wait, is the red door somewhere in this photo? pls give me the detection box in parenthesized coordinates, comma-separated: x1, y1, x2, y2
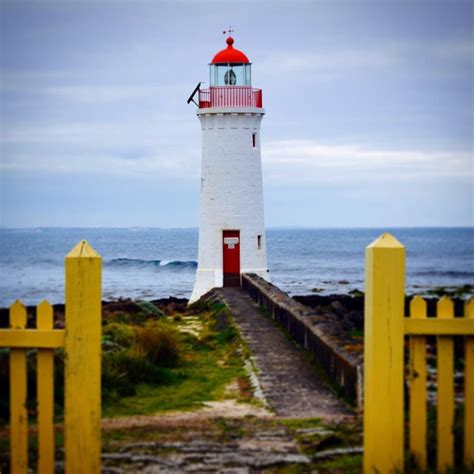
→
(223, 230, 241, 287)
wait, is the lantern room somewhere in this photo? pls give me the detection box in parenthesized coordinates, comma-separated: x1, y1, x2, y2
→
(209, 37, 252, 86)
(195, 36, 262, 109)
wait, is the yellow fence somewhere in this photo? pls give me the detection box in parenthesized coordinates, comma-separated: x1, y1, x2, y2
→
(0, 240, 102, 474)
(364, 233, 474, 473)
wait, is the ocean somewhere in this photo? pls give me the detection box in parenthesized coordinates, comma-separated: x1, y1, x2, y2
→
(0, 228, 472, 307)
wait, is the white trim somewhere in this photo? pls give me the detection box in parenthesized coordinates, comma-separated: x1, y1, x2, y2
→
(197, 107, 265, 115)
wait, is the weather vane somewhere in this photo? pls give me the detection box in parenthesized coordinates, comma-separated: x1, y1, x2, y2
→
(223, 27, 234, 37)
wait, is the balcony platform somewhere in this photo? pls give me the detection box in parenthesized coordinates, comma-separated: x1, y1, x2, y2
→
(199, 86, 262, 109)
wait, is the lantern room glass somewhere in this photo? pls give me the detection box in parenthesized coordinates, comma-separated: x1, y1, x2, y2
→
(209, 64, 251, 86)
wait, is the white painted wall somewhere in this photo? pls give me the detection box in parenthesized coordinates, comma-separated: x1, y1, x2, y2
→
(190, 106, 269, 302)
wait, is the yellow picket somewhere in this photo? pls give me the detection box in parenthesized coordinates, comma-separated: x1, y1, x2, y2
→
(10, 300, 28, 474)
(37, 300, 55, 473)
(64, 240, 102, 473)
(362, 234, 474, 472)
(437, 296, 454, 472)
(363, 233, 405, 474)
(465, 298, 474, 466)
(409, 296, 427, 470)
(0, 241, 103, 472)
(405, 318, 474, 335)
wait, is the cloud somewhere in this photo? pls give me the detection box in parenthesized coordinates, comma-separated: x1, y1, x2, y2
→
(3, 124, 471, 187)
(431, 39, 474, 61)
(1, 148, 200, 179)
(2, 122, 156, 145)
(1, 121, 200, 179)
(44, 85, 160, 103)
(262, 139, 472, 183)
(1, 74, 188, 105)
(259, 38, 473, 79)
(260, 49, 395, 77)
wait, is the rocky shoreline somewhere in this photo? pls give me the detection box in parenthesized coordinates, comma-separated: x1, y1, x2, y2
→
(294, 287, 472, 337)
(1, 284, 472, 332)
(0, 297, 189, 329)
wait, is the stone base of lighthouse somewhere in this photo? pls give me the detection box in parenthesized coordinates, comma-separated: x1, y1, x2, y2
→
(191, 267, 269, 303)
(190, 107, 270, 304)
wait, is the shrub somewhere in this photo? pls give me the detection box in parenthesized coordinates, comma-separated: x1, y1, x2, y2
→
(134, 322, 181, 367)
(104, 310, 131, 324)
(103, 322, 136, 348)
(102, 348, 176, 401)
(198, 328, 216, 346)
(214, 326, 237, 345)
(136, 300, 165, 319)
(209, 309, 230, 332)
(187, 295, 217, 313)
(102, 351, 137, 400)
(210, 302, 226, 312)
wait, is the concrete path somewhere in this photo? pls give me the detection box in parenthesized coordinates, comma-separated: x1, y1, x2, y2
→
(215, 288, 352, 420)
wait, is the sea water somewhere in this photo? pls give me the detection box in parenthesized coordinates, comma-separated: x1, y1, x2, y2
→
(0, 227, 472, 306)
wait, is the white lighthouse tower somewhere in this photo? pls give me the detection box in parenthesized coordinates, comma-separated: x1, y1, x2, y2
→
(189, 34, 269, 303)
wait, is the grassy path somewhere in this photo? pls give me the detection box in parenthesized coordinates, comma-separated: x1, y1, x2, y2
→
(0, 295, 362, 472)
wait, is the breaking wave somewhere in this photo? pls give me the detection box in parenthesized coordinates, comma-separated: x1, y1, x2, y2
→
(106, 258, 197, 271)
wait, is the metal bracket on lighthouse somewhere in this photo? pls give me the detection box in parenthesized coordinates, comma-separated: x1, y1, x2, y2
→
(187, 82, 201, 107)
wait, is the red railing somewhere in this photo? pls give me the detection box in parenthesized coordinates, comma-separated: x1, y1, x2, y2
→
(199, 86, 262, 109)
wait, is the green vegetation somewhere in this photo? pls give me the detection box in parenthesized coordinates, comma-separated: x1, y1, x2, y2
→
(0, 298, 251, 424)
(102, 300, 249, 416)
(317, 454, 363, 472)
(278, 418, 323, 430)
(135, 300, 166, 318)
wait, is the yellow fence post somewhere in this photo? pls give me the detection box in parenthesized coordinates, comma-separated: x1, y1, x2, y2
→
(464, 298, 474, 466)
(64, 240, 102, 473)
(37, 300, 55, 473)
(437, 296, 454, 472)
(10, 300, 28, 474)
(364, 233, 405, 474)
(409, 296, 427, 469)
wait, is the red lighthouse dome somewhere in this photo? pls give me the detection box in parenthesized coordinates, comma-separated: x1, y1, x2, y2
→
(191, 34, 262, 108)
(211, 37, 250, 64)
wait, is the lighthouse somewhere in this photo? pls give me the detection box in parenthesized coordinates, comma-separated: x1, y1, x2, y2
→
(188, 34, 269, 303)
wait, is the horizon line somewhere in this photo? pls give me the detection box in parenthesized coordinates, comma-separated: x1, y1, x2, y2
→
(1, 225, 473, 231)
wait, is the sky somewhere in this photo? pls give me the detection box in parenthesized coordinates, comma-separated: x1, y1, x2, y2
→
(0, 0, 472, 228)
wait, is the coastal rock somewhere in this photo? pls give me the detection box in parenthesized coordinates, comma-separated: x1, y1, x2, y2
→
(340, 315, 355, 331)
(151, 297, 188, 315)
(104, 299, 143, 315)
(347, 310, 363, 330)
(320, 312, 339, 323)
(331, 300, 346, 315)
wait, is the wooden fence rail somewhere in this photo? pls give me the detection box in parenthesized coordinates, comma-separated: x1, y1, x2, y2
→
(364, 232, 474, 473)
(0, 240, 102, 474)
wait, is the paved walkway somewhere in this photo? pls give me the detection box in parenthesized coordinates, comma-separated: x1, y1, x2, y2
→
(215, 288, 352, 420)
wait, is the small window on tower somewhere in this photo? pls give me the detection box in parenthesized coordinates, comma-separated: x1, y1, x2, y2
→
(257, 235, 262, 250)
(252, 133, 257, 148)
